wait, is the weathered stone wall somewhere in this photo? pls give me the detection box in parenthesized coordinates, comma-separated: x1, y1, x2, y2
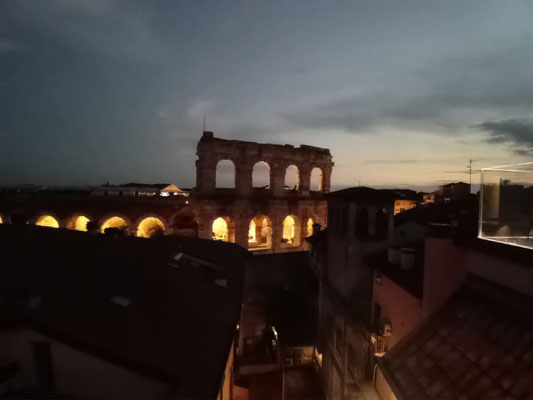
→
(196, 131, 334, 196)
(194, 132, 333, 252)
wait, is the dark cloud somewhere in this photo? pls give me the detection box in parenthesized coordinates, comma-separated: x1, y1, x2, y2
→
(286, 43, 533, 135)
(477, 118, 533, 154)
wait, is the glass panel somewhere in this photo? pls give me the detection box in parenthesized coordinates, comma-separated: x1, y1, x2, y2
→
(479, 162, 533, 249)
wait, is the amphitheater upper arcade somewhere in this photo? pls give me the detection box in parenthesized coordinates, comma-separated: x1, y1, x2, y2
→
(196, 131, 333, 196)
(0, 132, 333, 253)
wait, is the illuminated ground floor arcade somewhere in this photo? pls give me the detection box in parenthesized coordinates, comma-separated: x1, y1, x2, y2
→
(0, 198, 326, 253)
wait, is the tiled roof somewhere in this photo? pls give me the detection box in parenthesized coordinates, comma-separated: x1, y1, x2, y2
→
(0, 225, 246, 398)
(378, 276, 533, 400)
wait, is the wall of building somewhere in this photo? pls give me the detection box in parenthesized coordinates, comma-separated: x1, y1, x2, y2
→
(421, 237, 468, 318)
(320, 286, 373, 400)
(372, 274, 423, 349)
(326, 198, 393, 302)
(218, 342, 235, 400)
(463, 245, 533, 297)
(1, 328, 174, 397)
(374, 368, 398, 400)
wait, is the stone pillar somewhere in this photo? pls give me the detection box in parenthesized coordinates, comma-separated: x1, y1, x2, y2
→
(323, 165, 333, 193)
(197, 210, 215, 240)
(196, 159, 216, 194)
(271, 164, 286, 196)
(236, 162, 253, 197)
(299, 166, 311, 196)
(235, 218, 249, 249)
(272, 216, 283, 252)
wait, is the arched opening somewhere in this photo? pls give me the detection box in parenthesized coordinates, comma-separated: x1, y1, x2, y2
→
(67, 215, 91, 232)
(252, 161, 270, 188)
(36, 215, 59, 228)
(212, 217, 235, 242)
(307, 218, 314, 237)
(172, 212, 199, 237)
(216, 160, 236, 188)
(248, 215, 272, 250)
(310, 167, 323, 192)
(212, 217, 228, 241)
(282, 215, 301, 247)
(101, 216, 127, 233)
(354, 208, 369, 237)
(375, 208, 389, 237)
(285, 165, 299, 190)
(0, 215, 3, 224)
(137, 217, 165, 238)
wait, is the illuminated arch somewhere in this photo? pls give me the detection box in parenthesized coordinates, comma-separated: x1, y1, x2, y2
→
(137, 217, 165, 238)
(282, 215, 301, 247)
(284, 165, 299, 190)
(0, 215, 3, 224)
(248, 215, 272, 250)
(66, 214, 92, 232)
(252, 161, 270, 188)
(307, 218, 314, 237)
(101, 216, 128, 233)
(216, 159, 236, 188)
(35, 214, 60, 228)
(310, 167, 323, 192)
(212, 216, 235, 242)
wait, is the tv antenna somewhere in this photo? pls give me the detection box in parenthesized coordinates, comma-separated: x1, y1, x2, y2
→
(467, 159, 482, 186)
(203, 115, 206, 131)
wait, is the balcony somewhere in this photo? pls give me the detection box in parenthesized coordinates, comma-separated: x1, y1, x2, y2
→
(479, 162, 533, 249)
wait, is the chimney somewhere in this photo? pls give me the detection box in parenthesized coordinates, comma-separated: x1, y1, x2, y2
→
(400, 248, 415, 270)
(202, 131, 214, 139)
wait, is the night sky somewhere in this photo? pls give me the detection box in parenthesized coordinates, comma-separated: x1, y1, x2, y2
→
(2, 0, 533, 190)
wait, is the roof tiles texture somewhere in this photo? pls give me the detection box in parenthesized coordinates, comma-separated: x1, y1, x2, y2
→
(379, 277, 533, 400)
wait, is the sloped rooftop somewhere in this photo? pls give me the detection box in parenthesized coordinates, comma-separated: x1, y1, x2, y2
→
(0, 225, 246, 398)
(378, 275, 533, 400)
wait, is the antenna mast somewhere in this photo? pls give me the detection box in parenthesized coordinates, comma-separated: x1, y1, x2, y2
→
(466, 159, 482, 189)
(203, 115, 206, 132)
(467, 159, 473, 187)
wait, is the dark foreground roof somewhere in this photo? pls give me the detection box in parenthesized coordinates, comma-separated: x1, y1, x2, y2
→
(0, 225, 246, 398)
(378, 275, 533, 400)
(327, 186, 398, 203)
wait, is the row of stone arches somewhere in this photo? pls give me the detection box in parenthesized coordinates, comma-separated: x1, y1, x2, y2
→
(216, 161, 323, 191)
(1, 210, 318, 251)
(33, 213, 168, 238)
(211, 214, 315, 250)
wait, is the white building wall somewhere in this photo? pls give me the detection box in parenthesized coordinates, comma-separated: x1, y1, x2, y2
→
(2, 328, 175, 398)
